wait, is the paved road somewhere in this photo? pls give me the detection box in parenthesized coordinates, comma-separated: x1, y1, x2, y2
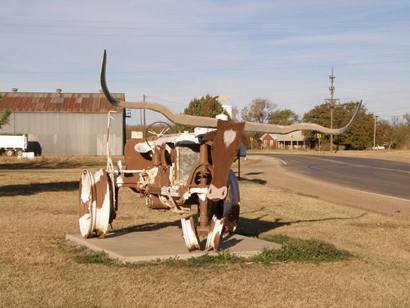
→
(255, 154, 410, 200)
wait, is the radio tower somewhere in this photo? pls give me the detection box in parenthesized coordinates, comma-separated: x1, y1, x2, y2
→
(325, 67, 339, 152)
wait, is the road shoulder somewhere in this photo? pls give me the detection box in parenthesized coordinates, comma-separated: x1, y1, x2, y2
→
(240, 155, 410, 219)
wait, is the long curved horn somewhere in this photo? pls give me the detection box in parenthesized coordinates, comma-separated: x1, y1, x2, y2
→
(101, 49, 124, 105)
(244, 101, 362, 135)
(100, 50, 361, 135)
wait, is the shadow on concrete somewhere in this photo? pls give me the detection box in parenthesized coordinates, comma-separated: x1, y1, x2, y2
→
(237, 213, 367, 237)
(0, 181, 78, 197)
(105, 220, 182, 238)
(220, 237, 243, 249)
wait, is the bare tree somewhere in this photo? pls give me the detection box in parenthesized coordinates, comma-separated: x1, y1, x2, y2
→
(231, 106, 239, 122)
(241, 98, 276, 123)
(403, 113, 410, 125)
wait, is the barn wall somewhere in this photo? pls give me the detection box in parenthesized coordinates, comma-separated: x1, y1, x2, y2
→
(0, 112, 124, 155)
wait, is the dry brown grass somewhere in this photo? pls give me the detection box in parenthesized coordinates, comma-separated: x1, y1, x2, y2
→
(1, 157, 410, 307)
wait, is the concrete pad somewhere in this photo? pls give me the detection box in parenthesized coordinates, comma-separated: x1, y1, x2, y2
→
(66, 226, 280, 263)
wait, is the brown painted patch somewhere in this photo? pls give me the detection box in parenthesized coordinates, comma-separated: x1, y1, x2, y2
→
(209, 121, 245, 191)
(94, 170, 108, 209)
(124, 139, 153, 170)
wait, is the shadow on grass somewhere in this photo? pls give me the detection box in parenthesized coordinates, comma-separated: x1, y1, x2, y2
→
(243, 171, 264, 176)
(238, 177, 267, 185)
(0, 160, 103, 170)
(237, 213, 367, 237)
(0, 181, 78, 197)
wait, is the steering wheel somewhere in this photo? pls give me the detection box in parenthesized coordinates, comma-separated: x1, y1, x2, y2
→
(144, 121, 173, 149)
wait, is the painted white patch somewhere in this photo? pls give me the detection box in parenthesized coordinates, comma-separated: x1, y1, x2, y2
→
(224, 129, 236, 148)
(79, 214, 92, 238)
(146, 167, 158, 184)
(93, 169, 104, 183)
(207, 184, 227, 200)
(80, 173, 92, 204)
(94, 183, 111, 235)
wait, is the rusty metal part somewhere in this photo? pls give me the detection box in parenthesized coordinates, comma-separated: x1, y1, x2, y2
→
(124, 139, 153, 170)
(207, 121, 245, 200)
(197, 199, 210, 236)
(181, 216, 200, 251)
(205, 215, 224, 251)
(146, 194, 169, 209)
(78, 169, 114, 238)
(101, 50, 362, 135)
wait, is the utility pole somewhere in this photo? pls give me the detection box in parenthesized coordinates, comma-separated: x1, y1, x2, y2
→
(373, 115, 378, 149)
(325, 67, 339, 152)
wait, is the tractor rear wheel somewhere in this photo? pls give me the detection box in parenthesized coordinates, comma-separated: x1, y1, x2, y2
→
(78, 169, 115, 238)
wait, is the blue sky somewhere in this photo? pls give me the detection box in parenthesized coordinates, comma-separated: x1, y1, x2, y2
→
(1, 0, 409, 122)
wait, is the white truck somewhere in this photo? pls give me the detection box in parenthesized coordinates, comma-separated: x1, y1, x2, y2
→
(0, 134, 28, 156)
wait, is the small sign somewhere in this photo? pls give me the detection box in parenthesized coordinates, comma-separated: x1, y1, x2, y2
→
(316, 133, 322, 139)
(131, 131, 143, 139)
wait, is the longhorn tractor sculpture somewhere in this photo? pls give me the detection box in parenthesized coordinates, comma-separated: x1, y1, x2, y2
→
(78, 50, 362, 251)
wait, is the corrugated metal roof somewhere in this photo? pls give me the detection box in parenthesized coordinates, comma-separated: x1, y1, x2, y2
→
(0, 91, 124, 113)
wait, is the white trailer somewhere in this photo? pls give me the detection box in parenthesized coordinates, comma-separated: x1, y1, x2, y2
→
(0, 134, 28, 156)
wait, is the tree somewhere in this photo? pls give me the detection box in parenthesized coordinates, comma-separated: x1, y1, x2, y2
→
(231, 106, 239, 122)
(0, 95, 11, 129)
(376, 119, 393, 148)
(183, 94, 224, 118)
(240, 98, 277, 149)
(0, 111, 10, 129)
(403, 113, 410, 125)
(303, 102, 375, 150)
(389, 114, 410, 149)
(269, 108, 299, 125)
(241, 98, 276, 123)
(173, 94, 226, 132)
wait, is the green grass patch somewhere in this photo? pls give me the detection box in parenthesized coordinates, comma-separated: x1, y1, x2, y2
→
(75, 251, 115, 265)
(184, 250, 242, 267)
(255, 234, 352, 263)
(166, 234, 351, 267)
(73, 235, 351, 267)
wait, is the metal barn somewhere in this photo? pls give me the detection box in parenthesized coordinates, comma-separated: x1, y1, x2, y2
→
(0, 90, 125, 155)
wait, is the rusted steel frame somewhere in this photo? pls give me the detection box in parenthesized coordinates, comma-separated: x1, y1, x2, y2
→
(186, 163, 213, 187)
(101, 50, 362, 135)
(197, 199, 210, 236)
(196, 143, 211, 235)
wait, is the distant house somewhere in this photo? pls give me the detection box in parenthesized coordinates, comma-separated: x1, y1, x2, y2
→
(0, 90, 125, 155)
(260, 130, 305, 149)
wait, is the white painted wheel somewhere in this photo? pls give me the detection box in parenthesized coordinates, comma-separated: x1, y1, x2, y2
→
(78, 169, 114, 238)
(181, 217, 200, 251)
(205, 215, 224, 251)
